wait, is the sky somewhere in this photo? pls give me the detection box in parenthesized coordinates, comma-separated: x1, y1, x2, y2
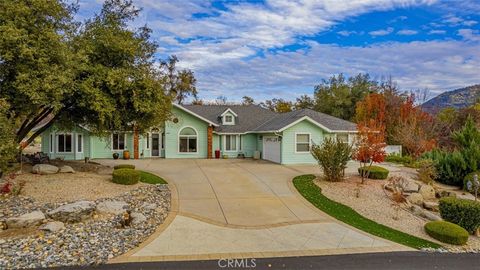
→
(76, 0, 480, 102)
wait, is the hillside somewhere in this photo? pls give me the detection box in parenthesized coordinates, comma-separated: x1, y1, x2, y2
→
(422, 84, 480, 114)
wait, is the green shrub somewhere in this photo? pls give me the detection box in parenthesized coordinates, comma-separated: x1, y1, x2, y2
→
(310, 137, 352, 182)
(422, 150, 468, 186)
(139, 171, 167, 184)
(439, 197, 480, 233)
(112, 168, 140, 185)
(424, 221, 469, 245)
(416, 159, 437, 185)
(357, 166, 389, 179)
(464, 171, 480, 191)
(385, 154, 413, 165)
(114, 164, 135, 170)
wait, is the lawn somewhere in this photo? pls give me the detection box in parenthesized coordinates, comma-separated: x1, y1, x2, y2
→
(139, 170, 168, 184)
(293, 174, 441, 249)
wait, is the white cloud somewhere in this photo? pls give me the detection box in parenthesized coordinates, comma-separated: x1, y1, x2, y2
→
(369, 27, 394, 36)
(458, 29, 480, 42)
(397, 29, 418, 35)
(428, 29, 446, 35)
(337, 30, 357, 37)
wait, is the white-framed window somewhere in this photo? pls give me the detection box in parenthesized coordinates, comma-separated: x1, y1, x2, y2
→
(295, 133, 310, 153)
(77, 134, 83, 153)
(179, 127, 197, 153)
(337, 133, 349, 143)
(225, 135, 238, 151)
(49, 134, 54, 153)
(224, 115, 234, 124)
(57, 133, 73, 153)
(112, 133, 126, 151)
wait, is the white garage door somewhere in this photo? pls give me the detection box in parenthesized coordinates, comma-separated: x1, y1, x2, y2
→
(263, 136, 281, 163)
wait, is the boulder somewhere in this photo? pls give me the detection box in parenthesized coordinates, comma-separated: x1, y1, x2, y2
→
(48, 201, 95, 223)
(32, 164, 59, 175)
(39, 221, 65, 232)
(411, 205, 442, 221)
(403, 182, 419, 193)
(407, 193, 424, 206)
(142, 202, 157, 210)
(96, 200, 129, 215)
(419, 185, 436, 200)
(130, 212, 146, 225)
(6, 211, 45, 229)
(423, 201, 439, 212)
(59, 165, 75, 173)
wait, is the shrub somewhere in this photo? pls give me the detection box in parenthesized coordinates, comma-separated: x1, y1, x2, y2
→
(112, 168, 140, 185)
(139, 171, 167, 184)
(385, 154, 413, 165)
(357, 166, 389, 179)
(424, 221, 469, 245)
(422, 150, 467, 186)
(114, 164, 135, 170)
(464, 171, 480, 191)
(310, 137, 352, 182)
(439, 197, 480, 233)
(416, 159, 437, 185)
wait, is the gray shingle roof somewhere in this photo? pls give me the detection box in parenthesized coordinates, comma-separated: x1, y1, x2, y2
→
(180, 105, 356, 133)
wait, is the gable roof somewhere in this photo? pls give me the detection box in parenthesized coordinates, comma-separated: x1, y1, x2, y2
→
(178, 105, 357, 133)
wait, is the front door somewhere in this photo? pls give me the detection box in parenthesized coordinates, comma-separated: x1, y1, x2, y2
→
(152, 133, 160, 157)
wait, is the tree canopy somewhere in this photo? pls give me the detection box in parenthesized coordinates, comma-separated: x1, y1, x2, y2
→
(0, 0, 175, 148)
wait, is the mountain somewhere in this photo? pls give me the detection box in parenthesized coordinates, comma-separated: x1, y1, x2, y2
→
(422, 84, 480, 114)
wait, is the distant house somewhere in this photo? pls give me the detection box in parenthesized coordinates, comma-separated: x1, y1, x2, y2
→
(40, 104, 357, 164)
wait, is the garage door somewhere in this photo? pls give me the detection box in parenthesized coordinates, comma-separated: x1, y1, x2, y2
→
(263, 136, 281, 163)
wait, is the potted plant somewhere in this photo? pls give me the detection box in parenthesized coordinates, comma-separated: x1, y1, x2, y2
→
(113, 152, 120, 160)
(123, 150, 130, 160)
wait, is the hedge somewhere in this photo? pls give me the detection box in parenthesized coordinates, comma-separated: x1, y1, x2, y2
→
(112, 168, 140, 185)
(439, 197, 480, 234)
(114, 164, 135, 170)
(424, 221, 469, 245)
(358, 165, 389, 179)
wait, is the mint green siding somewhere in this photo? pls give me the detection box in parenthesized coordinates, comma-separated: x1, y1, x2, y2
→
(281, 120, 326, 165)
(218, 134, 257, 158)
(164, 107, 208, 158)
(40, 126, 90, 161)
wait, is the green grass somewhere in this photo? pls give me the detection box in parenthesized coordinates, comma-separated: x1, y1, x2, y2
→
(293, 174, 442, 250)
(139, 170, 167, 184)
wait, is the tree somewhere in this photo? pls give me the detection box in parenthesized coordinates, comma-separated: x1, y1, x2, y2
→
(260, 98, 293, 112)
(241, 96, 255, 105)
(313, 73, 376, 121)
(295, 95, 314, 109)
(354, 93, 386, 133)
(353, 120, 387, 183)
(0, 0, 172, 147)
(0, 99, 17, 172)
(310, 137, 352, 182)
(379, 78, 407, 144)
(160, 55, 197, 104)
(394, 94, 436, 157)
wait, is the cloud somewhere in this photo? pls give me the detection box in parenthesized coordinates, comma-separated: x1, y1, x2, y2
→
(458, 29, 480, 41)
(369, 27, 394, 36)
(428, 29, 446, 35)
(337, 30, 358, 37)
(397, 29, 418, 35)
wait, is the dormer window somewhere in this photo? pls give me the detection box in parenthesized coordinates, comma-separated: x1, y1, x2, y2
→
(221, 108, 237, 125)
(224, 115, 234, 125)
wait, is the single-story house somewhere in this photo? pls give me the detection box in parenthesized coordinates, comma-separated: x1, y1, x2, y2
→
(40, 104, 357, 164)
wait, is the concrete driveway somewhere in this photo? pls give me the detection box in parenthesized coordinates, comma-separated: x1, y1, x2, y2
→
(96, 159, 411, 261)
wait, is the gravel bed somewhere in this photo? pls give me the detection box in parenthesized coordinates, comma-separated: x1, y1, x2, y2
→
(0, 185, 171, 269)
(315, 176, 480, 253)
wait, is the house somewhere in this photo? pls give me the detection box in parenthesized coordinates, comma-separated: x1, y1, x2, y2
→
(40, 103, 357, 164)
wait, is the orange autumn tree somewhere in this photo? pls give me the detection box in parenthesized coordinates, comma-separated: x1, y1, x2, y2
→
(354, 93, 387, 183)
(394, 94, 436, 158)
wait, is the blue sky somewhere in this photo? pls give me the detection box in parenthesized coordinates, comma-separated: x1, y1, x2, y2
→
(77, 0, 480, 102)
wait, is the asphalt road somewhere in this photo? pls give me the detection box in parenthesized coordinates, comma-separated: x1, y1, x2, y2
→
(49, 252, 480, 270)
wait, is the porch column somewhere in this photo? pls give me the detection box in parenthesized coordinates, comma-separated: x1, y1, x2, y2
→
(207, 125, 213, 159)
(133, 128, 139, 159)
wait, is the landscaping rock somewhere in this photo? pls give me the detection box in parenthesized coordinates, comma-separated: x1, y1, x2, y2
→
(142, 202, 157, 210)
(47, 201, 96, 223)
(39, 221, 65, 232)
(32, 164, 59, 175)
(6, 211, 45, 229)
(423, 201, 439, 212)
(419, 185, 436, 200)
(130, 212, 147, 225)
(59, 165, 75, 173)
(96, 200, 129, 215)
(411, 205, 442, 221)
(436, 190, 457, 199)
(456, 192, 476, 201)
(407, 193, 424, 206)
(403, 181, 419, 193)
